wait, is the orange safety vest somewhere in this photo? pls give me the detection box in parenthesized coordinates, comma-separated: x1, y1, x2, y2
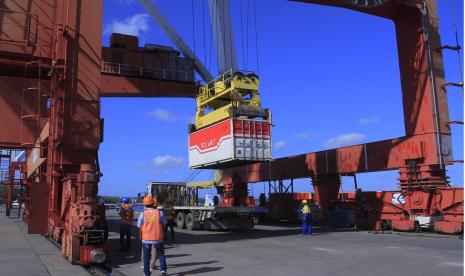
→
(119, 204, 134, 225)
(141, 209, 164, 241)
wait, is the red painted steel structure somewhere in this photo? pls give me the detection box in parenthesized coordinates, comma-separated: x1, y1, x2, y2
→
(222, 0, 463, 233)
(0, 0, 196, 264)
(0, 0, 461, 266)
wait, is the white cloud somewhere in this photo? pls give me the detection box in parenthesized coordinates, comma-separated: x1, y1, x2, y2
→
(105, 13, 149, 36)
(153, 155, 184, 168)
(149, 109, 178, 122)
(324, 133, 366, 149)
(274, 140, 286, 149)
(150, 169, 168, 175)
(358, 116, 380, 125)
(293, 132, 311, 140)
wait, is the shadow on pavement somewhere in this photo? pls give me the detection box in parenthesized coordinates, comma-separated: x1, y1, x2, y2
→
(105, 214, 359, 274)
(169, 266, 224, 276)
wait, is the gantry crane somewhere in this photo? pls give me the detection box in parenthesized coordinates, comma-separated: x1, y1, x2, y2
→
(140, 0, 272, 171)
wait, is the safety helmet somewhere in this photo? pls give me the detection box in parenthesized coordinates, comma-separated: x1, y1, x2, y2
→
(143, 196, 154, 206)
(121, 197, 129, 203)
(302, 199, 308, 204)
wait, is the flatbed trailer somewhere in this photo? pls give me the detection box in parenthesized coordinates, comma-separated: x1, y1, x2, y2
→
(171, 205, 254, 231)
(147, 181, 254, 231)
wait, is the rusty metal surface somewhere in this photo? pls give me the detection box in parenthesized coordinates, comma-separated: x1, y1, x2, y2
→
(223, 132, 449, 183)
(0, 0, 199, 264)
(0, 0, 59, 56)
(100, 74, 197, 97)
(0, 76, 48, 147)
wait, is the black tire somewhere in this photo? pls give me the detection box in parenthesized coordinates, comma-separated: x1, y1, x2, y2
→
(185, 213, 195, 231)
(176, 212, 186, 229)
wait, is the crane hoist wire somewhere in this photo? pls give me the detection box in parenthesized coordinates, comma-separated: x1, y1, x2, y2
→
(191, 0, 196, 74)
(210, 1, 220, 74)
(246, 0, 250, 71)
(239, 0, 246, 72)
(450, 0, 464, 95)
(202, 0, 208, 71)
(227, 1, 235, 72)
(221, 0, 228, 72)
(208, 2, 213, 73)
(183, 169, 201, 183)
(253, 0, 260, 75)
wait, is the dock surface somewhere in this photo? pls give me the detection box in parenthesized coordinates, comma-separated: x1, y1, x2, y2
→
(1, 207, 462, 276)
(105, 210, 464, 276)
(0, 207, 89, 276)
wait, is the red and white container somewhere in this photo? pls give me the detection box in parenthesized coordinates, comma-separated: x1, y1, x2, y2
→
(188, 118, 272, 169)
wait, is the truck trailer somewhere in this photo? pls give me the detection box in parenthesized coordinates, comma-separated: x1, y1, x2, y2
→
(147, 181, 254, 231)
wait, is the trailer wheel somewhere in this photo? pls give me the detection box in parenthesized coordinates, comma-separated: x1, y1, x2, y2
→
(176, 212, 186, 229)
(186, 213, 195, 231)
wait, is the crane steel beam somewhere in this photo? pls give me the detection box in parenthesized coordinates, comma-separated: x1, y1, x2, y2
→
(100, 74, 197, 98)
(139, 0, 214, 82)
(222, 132, 450, 183)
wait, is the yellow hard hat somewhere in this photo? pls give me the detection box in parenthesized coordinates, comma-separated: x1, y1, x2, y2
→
(302, 200, 308, 204)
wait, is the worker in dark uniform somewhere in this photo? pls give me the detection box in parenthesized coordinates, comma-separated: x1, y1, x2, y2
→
(163, 210, 175, 244)
(301, 199, 312, 236)
(119, 197, 134, 251)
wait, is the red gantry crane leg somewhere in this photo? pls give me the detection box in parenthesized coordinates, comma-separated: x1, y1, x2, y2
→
(223, 0, 463, 233)
(0, 0, 106, 264)
(0, 0, 197, 264)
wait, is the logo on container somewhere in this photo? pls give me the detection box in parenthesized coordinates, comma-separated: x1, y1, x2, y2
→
(200, 139, 216, 149)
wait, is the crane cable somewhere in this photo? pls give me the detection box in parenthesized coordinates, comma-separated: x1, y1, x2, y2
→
(246, 0, 250, 72)
(208, 1, 215, 74)
(253, 0, 260, 76)
(450, 0, 464, 94)
(227, 0, 235, 71)
(239, 0, 246, 72)
(191, 0, 196, 79)
(212, 1, 220, 74)
(221, 0, 227, 72)
(202, 0, 207, 71)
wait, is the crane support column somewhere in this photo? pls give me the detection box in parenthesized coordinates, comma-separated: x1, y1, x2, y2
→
(311, 174, 341, 221)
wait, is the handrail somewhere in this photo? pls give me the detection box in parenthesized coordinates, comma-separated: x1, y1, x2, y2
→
(0, 9, 38, 46)
(101, 61, 193, 82)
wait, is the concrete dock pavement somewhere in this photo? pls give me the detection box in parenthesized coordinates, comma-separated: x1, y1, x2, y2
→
(0, 207, 89, 276)
(104, 209, 463, 276)
(1, 207, 462, 276)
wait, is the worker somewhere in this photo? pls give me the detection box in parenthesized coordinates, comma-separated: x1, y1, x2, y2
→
(301, 199, 312, 236)
(165, 220, 175, 244)
(161, 207, 175, 244)
(119, 197, 134, 251)
(138, 196, 168, 276)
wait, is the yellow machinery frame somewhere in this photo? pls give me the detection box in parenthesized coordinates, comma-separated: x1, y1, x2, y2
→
(194, 69, 269, 130)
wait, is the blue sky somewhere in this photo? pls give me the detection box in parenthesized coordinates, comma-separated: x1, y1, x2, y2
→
(99, 0, 464, 197)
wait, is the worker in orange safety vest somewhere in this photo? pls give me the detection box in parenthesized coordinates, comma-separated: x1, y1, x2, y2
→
(137, 196, 168, 276)
(119, 197, 134, 251)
